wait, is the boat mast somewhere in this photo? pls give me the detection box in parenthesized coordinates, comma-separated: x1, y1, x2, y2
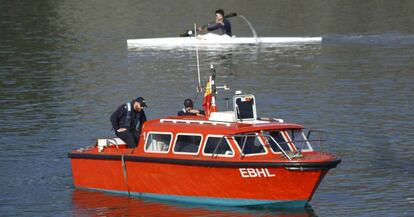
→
(210, 65, 217, 113)
(194, 23, 202, 92)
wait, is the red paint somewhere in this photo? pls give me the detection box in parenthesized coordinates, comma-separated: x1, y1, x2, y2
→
(69, 115, 340, 205)
(70, 73, 340, 206)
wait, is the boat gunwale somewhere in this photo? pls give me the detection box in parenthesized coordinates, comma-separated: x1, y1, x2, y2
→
(68, 152, 341, 170)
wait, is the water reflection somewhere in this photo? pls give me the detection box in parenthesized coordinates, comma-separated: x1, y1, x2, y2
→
(126, 43, 322, 120)
(72, 190, 316, 217)
(2, 0, 414, 215)
(127, 43, 320, 84)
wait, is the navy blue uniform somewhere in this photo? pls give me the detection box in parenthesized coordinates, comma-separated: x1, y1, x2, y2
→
(207, 18, 232, 36)
(110, 102, 147, 148)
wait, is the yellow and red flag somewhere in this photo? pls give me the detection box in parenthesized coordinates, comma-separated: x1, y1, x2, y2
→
(203, 79, 212, 114)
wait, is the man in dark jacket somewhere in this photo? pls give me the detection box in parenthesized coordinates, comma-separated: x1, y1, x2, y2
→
(198, 9, 232, 36)
(178, 98, 205, 116)
(110, 97, 147, 148)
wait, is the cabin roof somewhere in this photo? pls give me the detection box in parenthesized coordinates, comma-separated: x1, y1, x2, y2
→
(142, 115, 304, 135)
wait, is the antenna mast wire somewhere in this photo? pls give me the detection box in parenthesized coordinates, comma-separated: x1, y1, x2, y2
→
(194, 23, 202, 92)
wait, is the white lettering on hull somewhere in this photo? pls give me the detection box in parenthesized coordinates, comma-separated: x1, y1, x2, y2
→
(239, 168, 276, 178)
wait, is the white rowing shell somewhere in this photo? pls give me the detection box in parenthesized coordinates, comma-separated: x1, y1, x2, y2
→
(127, 33, 322, 47)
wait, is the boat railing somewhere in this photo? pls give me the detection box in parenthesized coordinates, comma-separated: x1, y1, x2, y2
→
(211, 134, 294, 160)
(304, 129, 328, 152)
(265, 135, 294, 161)
(210, 131, 328, 161)
(270, 137, 328, 159)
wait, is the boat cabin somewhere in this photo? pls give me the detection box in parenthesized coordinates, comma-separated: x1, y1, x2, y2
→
(98, 92, 322, 162)
(139, 117, 313, 161)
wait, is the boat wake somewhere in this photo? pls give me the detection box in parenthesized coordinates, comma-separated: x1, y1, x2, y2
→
(323, 32, 414, 46)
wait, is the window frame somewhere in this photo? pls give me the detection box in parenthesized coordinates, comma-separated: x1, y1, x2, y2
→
(283, 129, 314, 152)
(263, 130, 293, 154)
(143, 131, 173, 154)
(233, 132, 268, 156)
(172, 133, 204, 155)
(233, 94, 257, 121)
(202, 135, 235, 158)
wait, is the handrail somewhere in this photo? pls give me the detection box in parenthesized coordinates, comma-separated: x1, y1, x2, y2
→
(210, 134, 292, 160)
(306, 129, 327, 152)
(240, 135, 248, 159)
(209, 133, 327, 161)
(160, 118, 231, 126)
(267, 136, 292, 161)
(107, 138, 120, 150)
(278, 139, 327, 153)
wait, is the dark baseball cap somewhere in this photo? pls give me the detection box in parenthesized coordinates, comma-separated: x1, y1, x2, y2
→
(135, 97, 147, 107)
(215, 9, 224, 16)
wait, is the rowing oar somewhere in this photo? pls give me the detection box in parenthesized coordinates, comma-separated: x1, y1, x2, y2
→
(180, 12, 237, 37)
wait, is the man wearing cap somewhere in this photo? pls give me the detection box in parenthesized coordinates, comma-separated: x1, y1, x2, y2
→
(198, 9, 232, 36)
(110, 97, 147, 148)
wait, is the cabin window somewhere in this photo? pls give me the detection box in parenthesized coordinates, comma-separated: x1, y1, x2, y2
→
(285, 129, 312, 151)
(235, 97, 255, 120)
(144, 132, 172, 153)
(234, 133, 266, 155)
(263, 130, 291, 153)
(173, 134, 202, 154)
(203, 136, 234, 156)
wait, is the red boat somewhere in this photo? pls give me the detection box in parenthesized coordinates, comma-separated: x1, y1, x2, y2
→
(69, 69, 341, 207)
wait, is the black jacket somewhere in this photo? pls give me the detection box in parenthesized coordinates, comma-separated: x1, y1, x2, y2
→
(110, 102, 147, 131)
(207, 18, 232, 36)
(177, 108, 205, 116)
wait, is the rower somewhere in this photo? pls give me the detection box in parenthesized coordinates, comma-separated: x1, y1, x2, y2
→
(198, 9, 232, 36)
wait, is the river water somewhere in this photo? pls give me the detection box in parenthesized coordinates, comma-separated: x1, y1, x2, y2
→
(1, 0, 414, 216)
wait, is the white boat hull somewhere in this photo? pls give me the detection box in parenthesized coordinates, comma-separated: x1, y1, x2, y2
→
(127, 33, 322, 48)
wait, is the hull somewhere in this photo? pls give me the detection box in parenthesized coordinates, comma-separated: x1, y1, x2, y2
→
(70, 156, 329, 207)
(127, 35, 322, 48)
(72, 189, 313, 216)
(78, 188, 308, 207)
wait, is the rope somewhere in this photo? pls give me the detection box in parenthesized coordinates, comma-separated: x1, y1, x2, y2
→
(121, 155, 130, 196)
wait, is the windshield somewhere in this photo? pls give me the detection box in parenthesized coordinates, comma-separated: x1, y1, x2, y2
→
(263, 130, 291, 152)
(234, 134, 266, 155)
(285, 129, 312, 151)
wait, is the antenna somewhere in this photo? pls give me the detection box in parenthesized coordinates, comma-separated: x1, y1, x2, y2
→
(194, 23, 201, 92)
(210, 64, 216, 109)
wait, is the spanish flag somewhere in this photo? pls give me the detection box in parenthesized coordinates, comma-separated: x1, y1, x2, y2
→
(203, 79, 212, 113)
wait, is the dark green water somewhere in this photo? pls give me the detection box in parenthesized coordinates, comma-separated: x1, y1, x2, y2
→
(1, 0, 414, 216)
